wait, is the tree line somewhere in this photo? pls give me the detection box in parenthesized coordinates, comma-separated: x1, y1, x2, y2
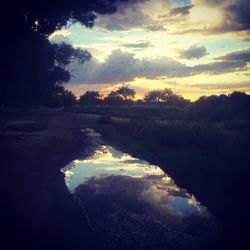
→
(74, 86, 189, 106)
(62, 86, 250, 120)
(62, 85, 250, 114)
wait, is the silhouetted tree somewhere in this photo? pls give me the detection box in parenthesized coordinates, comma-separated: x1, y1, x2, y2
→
(79, 91, 101, 105)
(144, 88, 189, 106)
(190, 91, 250, 120)
(52, 43, 91, 66)
(104, 91, 123, 105)
(62, 90, 77, 107)
(229, 91, 249, 105)
(0, 0, 124, 106)
(116, 86, 135, 102)
(144, 90, 163, 104)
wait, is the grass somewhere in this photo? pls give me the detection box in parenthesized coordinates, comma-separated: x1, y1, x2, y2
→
(65, 104, 190, 121)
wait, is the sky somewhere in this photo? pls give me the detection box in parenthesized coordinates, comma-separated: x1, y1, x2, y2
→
(50, 0, 250, 100)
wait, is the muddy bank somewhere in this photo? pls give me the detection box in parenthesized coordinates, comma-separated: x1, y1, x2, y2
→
(0, 110, 100, 250)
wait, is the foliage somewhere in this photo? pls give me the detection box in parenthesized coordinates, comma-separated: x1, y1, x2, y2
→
(103, 91, 124, 105)
(144, 88, 190, 106)
(0, 0, 120, 106)
(116, 86, 136, 101)
(62, 90, 77, 107)
(52, 43, 91, 67)
(79, 91, 101, 105)
(76, 91, 250, 122)
(144, 90, 163, 103)
(189, 91, 250, 121)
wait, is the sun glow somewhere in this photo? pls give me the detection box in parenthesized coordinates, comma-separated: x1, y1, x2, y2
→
(47, 0, 250, 100)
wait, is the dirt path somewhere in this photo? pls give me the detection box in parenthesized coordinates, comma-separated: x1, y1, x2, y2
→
(0, 110, 101, 250)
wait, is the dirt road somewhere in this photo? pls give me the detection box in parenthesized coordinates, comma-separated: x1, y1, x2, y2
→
(0, 110, 101, 250)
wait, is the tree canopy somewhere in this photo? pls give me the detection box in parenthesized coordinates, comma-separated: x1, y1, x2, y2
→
(0, 0, 124, 106)
(116, 86, 136, 101)
(190, 91, 250, 120)
(144, 88, 189, 106)
(79, 91, 101, 105)
(104, 91, 124, 105)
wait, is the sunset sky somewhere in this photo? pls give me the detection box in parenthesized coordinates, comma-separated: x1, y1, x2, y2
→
(50, 0, 250, 100)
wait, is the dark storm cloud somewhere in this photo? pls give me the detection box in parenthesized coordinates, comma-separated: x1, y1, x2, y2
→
(178, 45, 208, 59)
(122, 41, 153, 48)
(215, 49, 250, 62)
(215, 1, 250, 33)
(67, 49, 248, 84)
(94, 0, 164, 31)
(95, 8, 152, 30)
(169, 4, 194, 16)
(199, 0, 250, 34)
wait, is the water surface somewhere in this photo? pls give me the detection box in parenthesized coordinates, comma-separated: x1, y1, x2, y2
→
(62, 129, 216, 249)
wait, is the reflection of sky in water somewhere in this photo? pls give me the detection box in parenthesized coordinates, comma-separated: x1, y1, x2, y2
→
(62, 143, 208, 218)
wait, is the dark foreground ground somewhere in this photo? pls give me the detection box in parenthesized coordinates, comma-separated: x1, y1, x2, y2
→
(1, 108, 250, 250)
(0, 109, 101, 250)
(91, 112, 250, 250)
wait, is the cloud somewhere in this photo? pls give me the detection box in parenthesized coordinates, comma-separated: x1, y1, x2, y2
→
(66, 49, 248, 85)
(94, 0, 167, 31)
(195, 0, 228, 7)
(93, 0, 250, 36)
(122, 41, 153, 48)
(49, 34, 72, 44)
(187, 82, 250, 90)
(192, 61, 247, 75)
(168, 0, 250, 37)
(198, 0, 250, 34)
(145, 24, 166, 31)
(169, 4, 194, 16)
(215, 49, 250, 62)
(67, 50, 188, 84)
(49, 29, 72, 44)
(95, 1, 152, 31)
(95, 9, 150, 31)
(215, 1, 250, 33)
(178, 45, 208, 59)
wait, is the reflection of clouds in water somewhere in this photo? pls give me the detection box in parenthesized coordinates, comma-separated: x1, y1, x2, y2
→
(81, 128, 101, 137)
(76, 174, 208, 218)
(63, 144, 209, 219)
(62, 145, 165, 190)
(64, 170, 74, 178)
(109, 147, 125, 159)
(139, 177, 206, 217)
(169, 198, 199, 216)
(84, 146, 134, 164)
(61, 132, 216, 248)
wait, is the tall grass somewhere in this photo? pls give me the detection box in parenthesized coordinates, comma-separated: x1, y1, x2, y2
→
(72, 104, 190, 121)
